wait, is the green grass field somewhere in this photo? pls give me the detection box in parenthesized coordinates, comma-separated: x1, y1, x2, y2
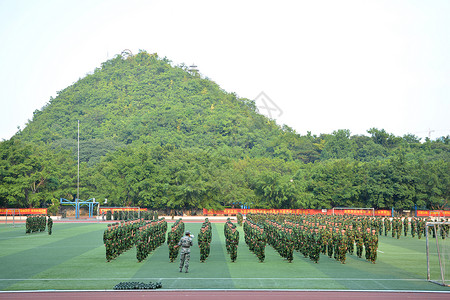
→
(0, 222, 449, 291)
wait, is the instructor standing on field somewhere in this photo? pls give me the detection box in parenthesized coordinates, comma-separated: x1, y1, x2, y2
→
(175, 231, 193, 273)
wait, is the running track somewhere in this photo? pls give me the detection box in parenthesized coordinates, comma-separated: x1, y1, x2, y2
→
(1, 290, 450, 300)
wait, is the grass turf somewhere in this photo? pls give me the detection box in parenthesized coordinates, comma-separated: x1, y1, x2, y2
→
(0, 222, 449, 291)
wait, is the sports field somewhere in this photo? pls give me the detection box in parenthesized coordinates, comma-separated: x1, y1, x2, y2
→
(0, 221, 449, 291)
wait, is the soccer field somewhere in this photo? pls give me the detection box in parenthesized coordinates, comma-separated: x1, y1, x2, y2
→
(0, 222, 448, 291)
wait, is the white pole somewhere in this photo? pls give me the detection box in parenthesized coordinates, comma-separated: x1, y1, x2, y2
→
(77, 120, 80, 201)
(435, 224, 445, 285)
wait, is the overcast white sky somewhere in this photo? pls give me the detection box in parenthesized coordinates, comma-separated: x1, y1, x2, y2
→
(1, 0, 449, 141)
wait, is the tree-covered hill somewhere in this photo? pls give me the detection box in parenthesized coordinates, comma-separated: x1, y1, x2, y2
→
(1, 51, 449, 211)
(17, 51, 320, 164)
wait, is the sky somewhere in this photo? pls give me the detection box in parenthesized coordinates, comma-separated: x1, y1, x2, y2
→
(0, 0, 449, 141)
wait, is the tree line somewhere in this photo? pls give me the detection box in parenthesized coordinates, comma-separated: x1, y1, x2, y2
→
(1, 134, 448, 212)
(0, 51, 448, 212)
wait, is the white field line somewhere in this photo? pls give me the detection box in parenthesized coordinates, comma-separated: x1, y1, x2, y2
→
(0, 278, 426, 281)
(1, 289, 450, 294)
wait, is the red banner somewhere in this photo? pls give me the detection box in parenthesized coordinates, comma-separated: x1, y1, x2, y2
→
(99, 207, 147, 214)
(0, 208, 47, 215)
(202, 208, 392, 216)
(374, 210, 391, 216)
(417, 210, 450, 217)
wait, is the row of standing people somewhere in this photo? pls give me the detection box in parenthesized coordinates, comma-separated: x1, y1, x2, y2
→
(198, 218, 212, 262)
(244, 219, 266, 262)
(167, 218, 185, 262)
(246, 213, 379, 264)
(103, 218, 167, 262)
(224, 218, 239, 262)
(25, 215, 48, 234)
(135, 218, 167, 262)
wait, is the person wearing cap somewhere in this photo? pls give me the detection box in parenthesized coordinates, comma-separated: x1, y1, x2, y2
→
(175, 230, 193, 273)
(229, 225, 239, 262)
(367, 228, 378, 264)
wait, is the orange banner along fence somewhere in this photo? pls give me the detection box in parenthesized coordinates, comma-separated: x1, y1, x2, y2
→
(99, 207, 148, 214)
(417, 210, 450, 217)
(203, 208, 443, 217)
(0, 208, 47, 215)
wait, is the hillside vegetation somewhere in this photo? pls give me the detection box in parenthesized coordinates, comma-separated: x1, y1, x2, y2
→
(1, 51, 448, 212)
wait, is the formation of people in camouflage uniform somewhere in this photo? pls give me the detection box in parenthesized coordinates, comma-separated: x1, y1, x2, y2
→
(167, 218, 185, 262)
(246, 213, 380, 264)
(198, 218, 212, 262)
(224, 218, 239, 262)
(243, 214, 450, 264)
(244, 218, 267, 262)
(103, 218, 167, 262)
(98, 212, 448, 268)
(264, 218, 295, 262)
(25, 215, 47, 234)
(135, 218, 167, 262)
(387, 217, 449, 240)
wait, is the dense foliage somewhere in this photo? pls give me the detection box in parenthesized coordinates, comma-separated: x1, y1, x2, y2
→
(1, 51, 448, 211)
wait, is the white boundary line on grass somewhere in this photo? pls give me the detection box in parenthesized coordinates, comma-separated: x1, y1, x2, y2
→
(0, 278, 427, 281)
(1, 289, 450, 293)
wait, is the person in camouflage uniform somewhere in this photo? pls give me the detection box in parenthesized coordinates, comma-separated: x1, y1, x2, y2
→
(427, 218, 436, 238)
(232, 225, 240, 262)
(284, 226, 294, 263)
(396, 217, 402, 239)
(337, 228, 348, 264)
(309, 227, 321, 263)
(227, 225, 239, 262)
(411, 217, 417, 238)
(175, 231, 193, 273)
(403, 217, 409, 237)
(384, 217, 391, 236)
(367, 228, 378, 263)
(377, 217, 383, 235)
(355, 224, 364, 258)
(255, 226, 267, 262)
(327, 226, 334, 258)
(439, 219, 447, 240)
(363, 227, 371, 260)
(319, 224, 327, 255)
(320, 224, 330, 258)
(333, 227, 340, 260)
(136, 227, 146, 262)
(300, 225, 309, 258)
(418, 218, 425, 239)
(391, 217, 397, 238)
(346, 223, 355, 255)
(47, 216, 53, 235)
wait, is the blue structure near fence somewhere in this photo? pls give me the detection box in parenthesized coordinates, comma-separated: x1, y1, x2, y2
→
(60, 198, 99, 219)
